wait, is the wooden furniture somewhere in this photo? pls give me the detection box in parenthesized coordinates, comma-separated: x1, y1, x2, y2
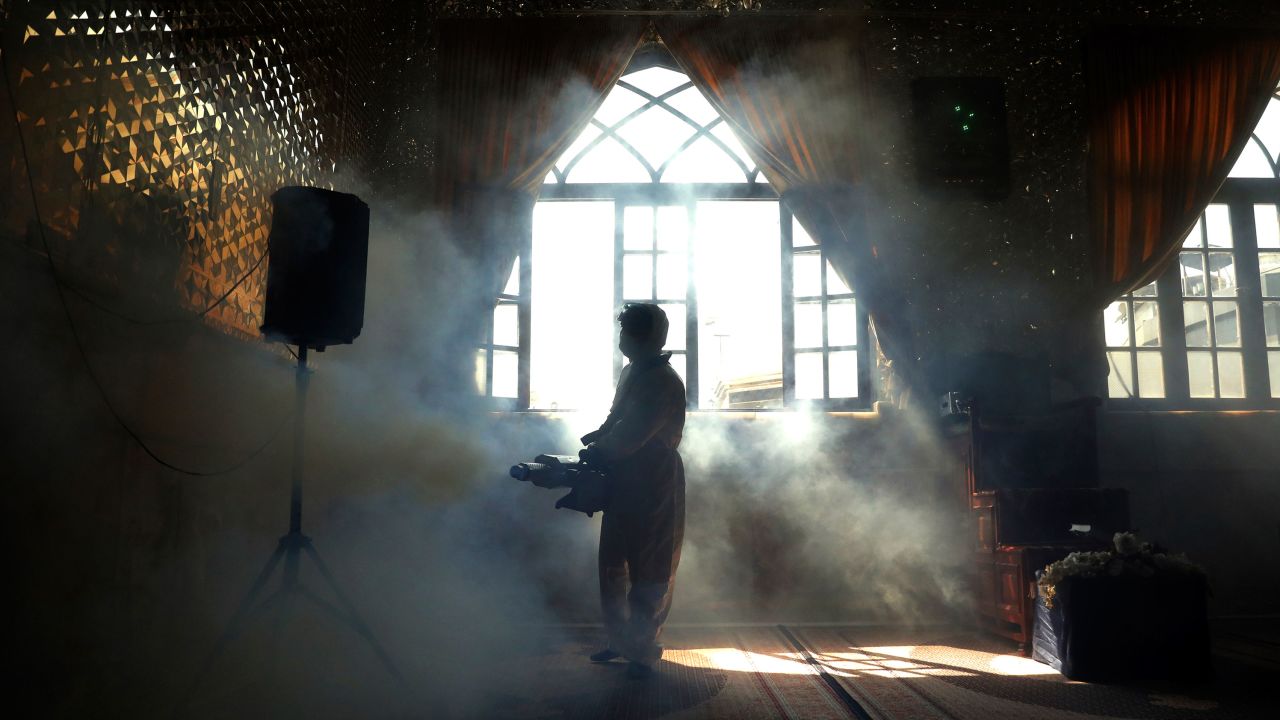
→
(947, 396, 1130, 652)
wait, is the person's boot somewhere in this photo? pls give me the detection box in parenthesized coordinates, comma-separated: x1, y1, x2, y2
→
(590, 648, 621, 663)
(626, 661, 654, 679)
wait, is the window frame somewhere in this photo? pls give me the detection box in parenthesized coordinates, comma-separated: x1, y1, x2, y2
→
(486, 49, 875, 411)
(1105, 181, 1280, 410)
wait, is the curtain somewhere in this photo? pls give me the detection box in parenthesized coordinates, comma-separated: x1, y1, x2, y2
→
(1089, 29, 1280, 302)
(435, 18, 646, 298)
(657, 16, 922, 396)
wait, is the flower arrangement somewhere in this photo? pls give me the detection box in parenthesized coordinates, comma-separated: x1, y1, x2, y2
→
(1038, 532, 1205, 609)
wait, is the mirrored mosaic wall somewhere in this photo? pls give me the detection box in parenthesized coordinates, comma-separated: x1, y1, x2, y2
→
(0, 1, 384, 336)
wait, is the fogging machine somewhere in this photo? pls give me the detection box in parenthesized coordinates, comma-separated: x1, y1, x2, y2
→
(510, 454, 610, 517)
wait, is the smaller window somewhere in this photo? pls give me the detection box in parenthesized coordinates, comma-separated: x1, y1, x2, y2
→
(1180, 209, 1245, 398)
(787, 217, 863, 402)
(1255, 204, 1280, 397)
(479, 258, 522, 400)
(1104, 281, 1164, 399)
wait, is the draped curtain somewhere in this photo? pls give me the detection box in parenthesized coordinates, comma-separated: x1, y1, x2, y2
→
(656, 17, 922, 394)
(435, 18, 645, 298)
(1088, 29, 1280, 303)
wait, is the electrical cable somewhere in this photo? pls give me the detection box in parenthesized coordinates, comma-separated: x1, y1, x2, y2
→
(3, 46, 289, 477)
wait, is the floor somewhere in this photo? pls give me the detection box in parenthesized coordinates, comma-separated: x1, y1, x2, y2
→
(469, 623, 1279, 720)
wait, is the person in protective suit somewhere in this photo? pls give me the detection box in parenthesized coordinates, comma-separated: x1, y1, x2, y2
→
(580, 303, 686, 679)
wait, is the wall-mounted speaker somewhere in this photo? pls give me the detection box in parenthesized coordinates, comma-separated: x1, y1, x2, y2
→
(260, 186, 369, 349)
(911, 77, 1011, 199)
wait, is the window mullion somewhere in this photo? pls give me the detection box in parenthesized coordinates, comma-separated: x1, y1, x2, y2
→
(781, 206, 796, 405)
(1157, 260, 1190, 402)
(1204, 246, 1223, 397)
(684, 201, 699, 409)
(1127, 297, 1140, 397)
(518, 223, 533, 409)
(613, 202, 625, 384)
(820, 243, 830, 399)
(1231, 201, 1269, 400)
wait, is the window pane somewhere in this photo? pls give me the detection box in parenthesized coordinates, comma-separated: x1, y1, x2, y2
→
(532, 201, 615, 410)
(664, 86, 721, 126)
(1254, 205, 1280, 248)
(792, 216, 817, 248)
(1180, 253, 1206, 296)
(475, 349, 487, 395)
(618, 105, 696, 171)
(1132, 281, 1158, 297)
(826, 261, 852, 294)
(827, 299, 858, 346)
(591, 87, 647, 127)
(709, 122, 755, 173)
(1208, 251, 1237, 297)
(656, 253, 687, 300)
(501, 257, 520, 295)
(564, 135, 651, 183)
(1182, 216, 1204, 248)
(1270, 351, 1280, 398)
(624, 254, 653, 299)
(793, 251, 822, 297)
(1107, 351, 1134, 398)
(794, 301, 823, 349)
(624, 206, 653, 251)
(1213, 301, 1241, 347)
(1218, 352, 1245, 398)
(660, 136, 750, 183)
(1136, 351, 1165, 399)
(1251, 99, 1280, 173)
(795, 351, 824, 400)
(492, 350, 519, 398)
(1229, 137, 1275, 178)
(694, 201, 783, 408)
(656, 205, 688, 252)
(661, 303, 686, 351)
(1184, 301, 1211, 347)
(1264, 300, 1280, 346)
(828, 351, 858, 398)
(1187, 352, 1215, 398)
(1205, 204, 1233, 247)
(1132, 301, 1161, 346)
(493, 303, 518, 347)
(553, 123, 604, 174)
(621, 66, 688, 97)
(1103, 302, 1131, 347)
(1259, 252, 1280, 296)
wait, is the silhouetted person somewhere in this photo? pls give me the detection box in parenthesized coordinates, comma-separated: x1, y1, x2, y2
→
(580, 303, 686, 679)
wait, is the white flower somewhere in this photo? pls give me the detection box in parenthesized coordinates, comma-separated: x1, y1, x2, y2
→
(1114, 531, 1142, 556)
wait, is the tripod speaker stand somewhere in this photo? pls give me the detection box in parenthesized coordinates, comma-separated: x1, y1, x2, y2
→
(178, 346, 404, 712)
(177, 187, 398, 713)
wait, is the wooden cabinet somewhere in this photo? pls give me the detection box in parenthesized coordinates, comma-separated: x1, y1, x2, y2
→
(949, 397, 1128, 653)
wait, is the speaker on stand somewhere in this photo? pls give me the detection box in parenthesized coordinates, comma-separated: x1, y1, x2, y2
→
(178, 187, 404, 714)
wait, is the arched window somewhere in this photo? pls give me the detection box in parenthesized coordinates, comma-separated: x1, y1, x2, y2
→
(481, 51, 871, 411)
(1104, 89, 1280, 405)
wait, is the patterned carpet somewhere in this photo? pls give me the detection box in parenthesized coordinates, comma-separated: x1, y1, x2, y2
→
(477, 623, 1279, 720)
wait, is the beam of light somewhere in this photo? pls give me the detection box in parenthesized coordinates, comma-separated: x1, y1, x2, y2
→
(987, 654, 1059, 676)
(673, 648, 817, 676)
(862, 645, 1057, 677)
(668, 648, 977, 679)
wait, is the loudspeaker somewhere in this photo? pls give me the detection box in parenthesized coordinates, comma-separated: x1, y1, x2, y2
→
(260, 186, 369, 349)
(911, 77, 1010, 199)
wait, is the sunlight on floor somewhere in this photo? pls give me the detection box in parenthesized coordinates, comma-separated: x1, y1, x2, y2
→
(667, 643, 1055, 680)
